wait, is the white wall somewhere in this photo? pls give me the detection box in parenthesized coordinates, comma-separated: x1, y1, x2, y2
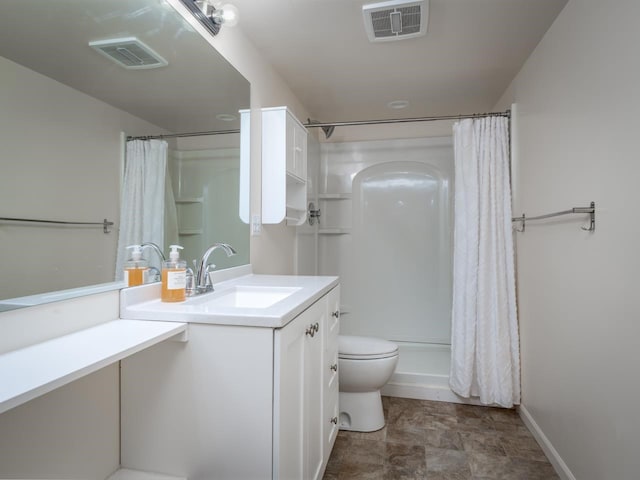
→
(494, 0, 640, 478)
(0, 56, 165, 300)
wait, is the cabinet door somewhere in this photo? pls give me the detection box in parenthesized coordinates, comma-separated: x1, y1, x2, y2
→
(305, 298, 327, 480)
(292, 120, 308, 181)
(274, 298, 325, 480)
(285, 113, 307, 182)
(285, 113, 298, 177)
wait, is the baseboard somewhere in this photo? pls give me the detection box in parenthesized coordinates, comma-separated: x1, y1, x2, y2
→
(518, 405, 576, 480)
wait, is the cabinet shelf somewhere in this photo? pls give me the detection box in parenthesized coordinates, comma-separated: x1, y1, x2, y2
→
(286, 206, 307, 226)
(286, 205, 306, 213)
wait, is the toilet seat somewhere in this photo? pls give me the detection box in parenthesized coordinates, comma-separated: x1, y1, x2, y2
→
(339, 335, 398, 360)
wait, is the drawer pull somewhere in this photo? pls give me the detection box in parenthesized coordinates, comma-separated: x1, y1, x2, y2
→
(306, 323, 320, 337)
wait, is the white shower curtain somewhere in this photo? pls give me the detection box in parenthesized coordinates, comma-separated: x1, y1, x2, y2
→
(449, 116, 520, 408)
(115, 139, 172, 279)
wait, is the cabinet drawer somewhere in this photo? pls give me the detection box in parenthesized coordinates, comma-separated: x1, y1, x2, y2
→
(325, 350, 338, 391)
(327, 308, 340, 341)
(324, 381, 339, 450)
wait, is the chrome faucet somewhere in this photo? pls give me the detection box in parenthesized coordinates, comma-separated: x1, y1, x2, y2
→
(195, 243, 237, 294)
(141, 242, 167, 262)
(141, 242, 167, 283)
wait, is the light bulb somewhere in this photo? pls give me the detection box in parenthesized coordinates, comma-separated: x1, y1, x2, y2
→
(219, 3, 239, 27)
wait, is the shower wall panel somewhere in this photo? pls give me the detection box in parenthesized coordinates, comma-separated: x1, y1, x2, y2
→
(317, 137, 453, 345)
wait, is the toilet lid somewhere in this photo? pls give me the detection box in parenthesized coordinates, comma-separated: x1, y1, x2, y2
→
(338, 335, 398, 360)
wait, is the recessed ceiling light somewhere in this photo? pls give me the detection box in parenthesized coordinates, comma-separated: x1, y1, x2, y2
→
(387, 100, 409, 109)
(216, 113, 237, 121)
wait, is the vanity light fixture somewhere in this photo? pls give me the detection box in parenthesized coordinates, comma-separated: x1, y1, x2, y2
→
(183, 0, 239, 36)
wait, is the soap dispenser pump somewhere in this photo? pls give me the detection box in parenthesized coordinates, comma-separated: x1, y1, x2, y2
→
(124, 244, 149, 287)
(162, 245, 187, 302)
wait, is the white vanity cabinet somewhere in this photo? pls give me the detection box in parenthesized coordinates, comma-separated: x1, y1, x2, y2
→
(120, 284, 339, 480)
(262, 106, 308, 226)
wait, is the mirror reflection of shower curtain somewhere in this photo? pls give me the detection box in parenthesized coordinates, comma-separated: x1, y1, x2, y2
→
(115, 139, 177, 279)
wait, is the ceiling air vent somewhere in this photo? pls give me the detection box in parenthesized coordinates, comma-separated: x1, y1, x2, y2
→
(88, 37, 168, 69)
(363, 0, 428, 42)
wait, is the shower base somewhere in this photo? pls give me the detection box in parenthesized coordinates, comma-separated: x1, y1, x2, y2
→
(381, 342, 480, 405)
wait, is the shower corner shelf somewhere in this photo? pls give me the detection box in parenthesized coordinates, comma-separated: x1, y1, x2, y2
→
(178, 229, 203, 236)
(175, 196, 204, 204)
(318, 193, 352, 200)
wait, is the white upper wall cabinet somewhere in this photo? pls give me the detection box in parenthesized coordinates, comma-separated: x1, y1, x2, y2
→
(262, 107, 308, 225)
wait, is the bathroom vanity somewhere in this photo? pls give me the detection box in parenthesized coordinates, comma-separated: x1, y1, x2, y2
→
(119, 273, 340, 479)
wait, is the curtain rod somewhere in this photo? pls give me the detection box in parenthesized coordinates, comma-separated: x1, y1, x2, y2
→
(303, 110, 511, 129)
(126, 110, 511, 140)
(127, 128, 240, 141)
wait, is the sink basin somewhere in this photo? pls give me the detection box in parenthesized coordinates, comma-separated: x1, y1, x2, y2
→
(207, 286, 302, 309)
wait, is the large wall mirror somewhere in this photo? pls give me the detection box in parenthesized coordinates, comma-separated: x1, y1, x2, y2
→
(0, 0, 250, 312)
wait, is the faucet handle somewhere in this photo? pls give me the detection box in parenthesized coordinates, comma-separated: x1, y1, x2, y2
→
(185, 267, 196, 296)
(148, 266, 161, 283)
(204, 264, 216, 288)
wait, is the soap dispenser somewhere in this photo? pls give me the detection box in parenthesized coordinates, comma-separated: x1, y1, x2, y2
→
(124, 245, 149, 287)
(161, 245, 187, 302)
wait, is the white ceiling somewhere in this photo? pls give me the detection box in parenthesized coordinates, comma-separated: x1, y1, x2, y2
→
(0, 0, 249, 134)
(231, 0, 568, 122)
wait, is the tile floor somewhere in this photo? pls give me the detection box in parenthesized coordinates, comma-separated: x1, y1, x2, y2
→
(323, 396, 559, 480)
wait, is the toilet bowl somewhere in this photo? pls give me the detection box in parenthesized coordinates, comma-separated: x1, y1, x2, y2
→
(338, 335, 399, 432)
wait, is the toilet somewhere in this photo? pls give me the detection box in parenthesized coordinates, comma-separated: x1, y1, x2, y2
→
(338, 335, 399, 432)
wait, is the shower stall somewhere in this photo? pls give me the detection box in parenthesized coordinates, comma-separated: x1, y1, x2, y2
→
(299, 135, 464, 402)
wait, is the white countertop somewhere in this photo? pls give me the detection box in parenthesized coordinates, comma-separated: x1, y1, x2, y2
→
(120, 274, 339, 328)
(0, 319, 187, 414)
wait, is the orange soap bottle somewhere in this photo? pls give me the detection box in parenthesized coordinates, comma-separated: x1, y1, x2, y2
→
(124, 245, 149, 287)
(161, 245, 187, 302)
